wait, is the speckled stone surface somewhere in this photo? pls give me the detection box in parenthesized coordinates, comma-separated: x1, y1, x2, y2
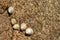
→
(0, 0, 60, 40)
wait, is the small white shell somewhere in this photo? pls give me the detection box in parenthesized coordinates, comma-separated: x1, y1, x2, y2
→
(8, 6, 14, 13)
(13, 24, 20, 30)
(11, 18, 17, 25)
(25, 28, 34, 35)
(20, 23, 27, 31)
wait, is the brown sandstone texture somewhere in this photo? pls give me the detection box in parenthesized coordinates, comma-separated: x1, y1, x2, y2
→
(0, 0, 60, 40)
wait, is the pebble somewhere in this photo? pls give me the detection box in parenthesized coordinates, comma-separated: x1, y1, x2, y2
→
(13, 24, 20, 30)
(8, 6, 14, 14)
(11, 18, 17, 25)
(25, 28, 34, 35)
(20, 23, 27, 31)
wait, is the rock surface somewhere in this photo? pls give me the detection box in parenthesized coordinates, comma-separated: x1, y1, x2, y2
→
(0, 0, 60, 40)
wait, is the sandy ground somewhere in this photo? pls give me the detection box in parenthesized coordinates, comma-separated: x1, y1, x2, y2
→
(0, 0, 60, 40)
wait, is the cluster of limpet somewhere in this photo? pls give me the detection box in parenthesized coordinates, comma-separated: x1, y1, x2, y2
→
(8, 6, 34, 35)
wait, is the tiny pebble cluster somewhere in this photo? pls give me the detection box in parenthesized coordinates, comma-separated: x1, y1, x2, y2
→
(8, 6, 34, 36)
